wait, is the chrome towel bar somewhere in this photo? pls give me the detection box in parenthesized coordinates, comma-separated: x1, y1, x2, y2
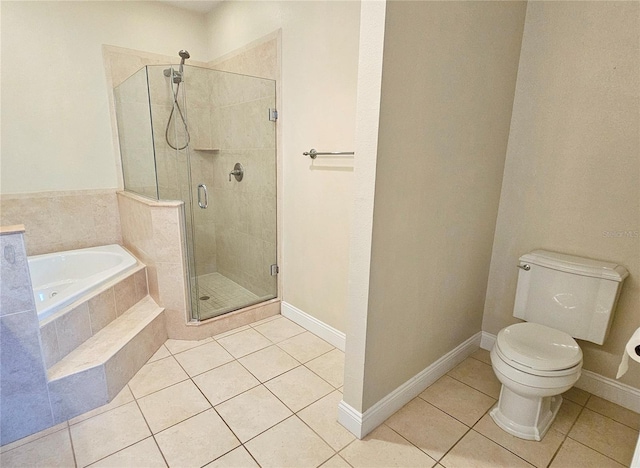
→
(303, 148, 355, 159)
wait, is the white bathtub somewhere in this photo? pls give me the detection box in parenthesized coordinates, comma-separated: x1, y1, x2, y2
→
(29, 244, 138, 321)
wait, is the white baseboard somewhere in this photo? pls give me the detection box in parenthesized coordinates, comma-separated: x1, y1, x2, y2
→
(481, 331, 640, 414)
(480, 331, 496, 351)
(338, 331, 482, 439)
(577, 369, 640, 413)
(281, 302, 346, 351)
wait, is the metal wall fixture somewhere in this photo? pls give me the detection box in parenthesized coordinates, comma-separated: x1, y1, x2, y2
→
(197, 184, 208, 209)
(229, 163, 244, 182)
(303, 148, 355, 159)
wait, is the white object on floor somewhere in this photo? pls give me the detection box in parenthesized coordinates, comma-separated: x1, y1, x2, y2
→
(489, 250, 628, 441)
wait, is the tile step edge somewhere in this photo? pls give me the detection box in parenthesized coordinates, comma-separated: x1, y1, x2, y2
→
(48, 296, 164, 381)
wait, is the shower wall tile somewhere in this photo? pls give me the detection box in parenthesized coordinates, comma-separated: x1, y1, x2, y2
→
(212, 148, 276, 297)
(0, 190, 122, 256)
(209, 37, 278, 82)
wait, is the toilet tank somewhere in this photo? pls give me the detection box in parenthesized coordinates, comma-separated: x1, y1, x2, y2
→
(513, 250, 629, 345)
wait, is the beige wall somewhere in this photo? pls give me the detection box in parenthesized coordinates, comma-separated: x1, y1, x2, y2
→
(359, 0, 527, 411)
(482, 1, 640, 389)
(205, 1, 360, 332)
(0, 1, 209, 194)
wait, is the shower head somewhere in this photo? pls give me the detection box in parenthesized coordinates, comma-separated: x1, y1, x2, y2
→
(178, 50, 190, 74)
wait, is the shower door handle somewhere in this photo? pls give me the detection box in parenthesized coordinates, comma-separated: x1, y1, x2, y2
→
(197, 184, 208, 209)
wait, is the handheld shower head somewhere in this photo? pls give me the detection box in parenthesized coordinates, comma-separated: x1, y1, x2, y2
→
(178, 50, 190, 74)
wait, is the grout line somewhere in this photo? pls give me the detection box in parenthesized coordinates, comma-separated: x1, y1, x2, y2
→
(274, 340, 335, 365)
(151, 435, 170, 468)
(436, 404, 491, 463)
(262, 367, 334, 413)
(294, 410, 348, 459)
(68, 385, 138, 427)
(561, 404, 636, 465)
(565, 400, 586, 437)
(213, 386, 290, 446)
(564, 435, 631, 467)
(381, 422, 439, 464)
(472, 430, 536, 467)
(0, 421, 70, 454)
(547, 436, 568, 467)
(212, 325, 252, 341)
(166, 337, 216, 356)
(66, 426, 79, 468)
(587, 408, 640, 431)
(445, 371, 500, 400)
(303, 359, 342, 390)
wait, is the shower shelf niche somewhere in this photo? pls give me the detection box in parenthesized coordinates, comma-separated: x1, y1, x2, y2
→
(193, 148, 220, 152)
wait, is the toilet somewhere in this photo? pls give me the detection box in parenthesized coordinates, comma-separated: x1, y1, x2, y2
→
(490, 250, 628, 441)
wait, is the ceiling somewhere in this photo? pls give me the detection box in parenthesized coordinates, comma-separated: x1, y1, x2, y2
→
(161, 1, 222, 14)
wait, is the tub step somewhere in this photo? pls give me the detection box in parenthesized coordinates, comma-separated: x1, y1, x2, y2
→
(46, 296, 166, 423)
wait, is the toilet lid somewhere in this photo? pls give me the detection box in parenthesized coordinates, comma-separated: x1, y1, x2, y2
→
(496, 323, 582, 371)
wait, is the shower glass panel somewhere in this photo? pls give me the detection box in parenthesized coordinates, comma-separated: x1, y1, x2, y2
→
(115, 64, 277, 322)
(114, 67, 158, 200)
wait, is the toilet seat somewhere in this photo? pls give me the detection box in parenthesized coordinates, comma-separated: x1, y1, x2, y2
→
(496, 323, 583, 374)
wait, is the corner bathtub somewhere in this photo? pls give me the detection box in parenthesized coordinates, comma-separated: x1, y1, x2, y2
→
(29, 244, 138, 321)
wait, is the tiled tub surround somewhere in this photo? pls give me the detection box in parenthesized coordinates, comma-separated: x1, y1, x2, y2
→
(2, 318, 638, 467)
(39, 264, 149, 369)
(0, 190, 122, 256)
(117, 190, 280, 340)
(0, 226, 54, 445)
(47, 297, 166, 424)
(0, 225, 167, 443)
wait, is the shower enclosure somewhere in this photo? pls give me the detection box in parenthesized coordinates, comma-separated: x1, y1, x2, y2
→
(113, 63, 277, 321)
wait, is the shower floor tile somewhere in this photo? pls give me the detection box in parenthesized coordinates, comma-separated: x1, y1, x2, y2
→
(193, 272, 261, 317)
(2, 320, 638, 468)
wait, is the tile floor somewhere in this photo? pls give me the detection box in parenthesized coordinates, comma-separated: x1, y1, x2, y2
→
(194, 273, 271, 319)
(1, 316, 639, 468)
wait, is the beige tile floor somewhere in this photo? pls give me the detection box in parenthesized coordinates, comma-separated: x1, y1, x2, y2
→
(1, 317, 639, 468)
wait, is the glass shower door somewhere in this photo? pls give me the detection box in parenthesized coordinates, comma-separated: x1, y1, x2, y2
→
(117, 64, 277, 322)
(184, 67, 277, 321)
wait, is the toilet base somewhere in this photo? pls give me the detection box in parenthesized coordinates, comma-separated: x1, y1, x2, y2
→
(490, 385, 563, 441)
